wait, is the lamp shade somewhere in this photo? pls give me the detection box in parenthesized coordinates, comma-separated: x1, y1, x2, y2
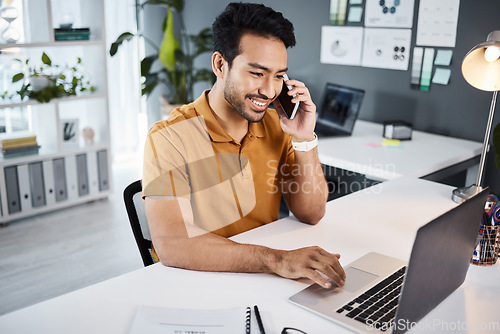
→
(462, 31, 500, 91)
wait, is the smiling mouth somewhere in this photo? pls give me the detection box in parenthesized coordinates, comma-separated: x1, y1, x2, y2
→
(249, 98, 267, 108)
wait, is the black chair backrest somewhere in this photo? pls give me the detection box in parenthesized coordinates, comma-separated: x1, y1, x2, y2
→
(123, 180, 155, 266)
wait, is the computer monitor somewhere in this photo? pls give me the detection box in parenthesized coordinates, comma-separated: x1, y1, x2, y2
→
(316, 83, 365, 137)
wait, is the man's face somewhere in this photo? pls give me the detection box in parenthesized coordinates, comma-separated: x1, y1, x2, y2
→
(223, 33, 288, 123)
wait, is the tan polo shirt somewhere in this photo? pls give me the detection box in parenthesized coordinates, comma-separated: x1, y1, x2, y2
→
(143, 90, 294, 237)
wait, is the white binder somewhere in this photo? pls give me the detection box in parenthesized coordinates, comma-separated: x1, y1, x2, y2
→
(17, 164, 33, 213)
(87, 151, 99, 195)
(64, 155, 79, 201)
(42, 160, 57, 206)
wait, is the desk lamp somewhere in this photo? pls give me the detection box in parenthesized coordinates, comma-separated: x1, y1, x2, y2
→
(452, 31, 500, 203)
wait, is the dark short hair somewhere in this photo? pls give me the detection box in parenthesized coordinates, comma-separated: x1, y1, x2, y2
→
(212, 2, 296, 67)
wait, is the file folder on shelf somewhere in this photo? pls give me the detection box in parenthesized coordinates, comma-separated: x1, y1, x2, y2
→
(4, 166, 21, 214)
(87, 151, 99, 195)
(42, 160, 56, 206)
(28, 162, 46, 208)
(65, 155, 79, 200)
(17, 164, 33, 213)
(97, 150, 109, 191)
(53, 158, 68, 202)
(76, 154, 89, 197)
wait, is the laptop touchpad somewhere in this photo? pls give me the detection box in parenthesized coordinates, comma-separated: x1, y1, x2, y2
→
(341, 267, 379, 293)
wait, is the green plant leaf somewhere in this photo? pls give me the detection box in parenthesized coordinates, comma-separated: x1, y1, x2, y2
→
(109, 32, 135, 56)
(159, 8, 179, 71)
(141, 55, 157, 76)
(41, 52, 52, 66)
(493, 123, 500, 154)
(189, 28, 213, 57)
(142, 0, 184, 12)
(194, 68, 216, 84)
(142, 77, 159, 96)
(12, 73, 24, 83)
(174, 49, 185, 63)
(18, 84, 30, 99)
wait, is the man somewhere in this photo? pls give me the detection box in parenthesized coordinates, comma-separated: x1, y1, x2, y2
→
(143, 3, 345, 289)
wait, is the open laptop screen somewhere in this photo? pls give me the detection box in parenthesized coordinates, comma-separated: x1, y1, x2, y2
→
(316, 83, 365, 136)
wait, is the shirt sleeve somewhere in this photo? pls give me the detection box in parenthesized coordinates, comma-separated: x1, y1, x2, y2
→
(142, 121, 191, 199)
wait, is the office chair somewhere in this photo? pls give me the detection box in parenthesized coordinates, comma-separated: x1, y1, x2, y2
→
(123, 180, 155, 266)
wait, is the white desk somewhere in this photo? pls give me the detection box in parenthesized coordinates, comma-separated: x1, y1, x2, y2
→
(318, 120, 482, 182)
(1, 178, 499, 333)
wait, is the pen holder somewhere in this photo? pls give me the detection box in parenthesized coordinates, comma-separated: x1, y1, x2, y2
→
(470, 223, 500, 266)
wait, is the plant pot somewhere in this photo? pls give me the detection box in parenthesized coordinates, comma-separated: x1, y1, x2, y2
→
(29, 75, 54, 91)
(160, 95, 184, 118)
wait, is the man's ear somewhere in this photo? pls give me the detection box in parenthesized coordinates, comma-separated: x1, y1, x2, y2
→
(211, 51, 227, 79)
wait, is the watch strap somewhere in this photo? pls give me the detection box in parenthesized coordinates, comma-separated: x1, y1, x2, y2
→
(292, 133, 318, 152)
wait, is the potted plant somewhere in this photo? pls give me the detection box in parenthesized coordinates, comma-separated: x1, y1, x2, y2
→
(1, 52, 95, 103)
(492, 124, 500, 170)
(109, 0, 215, 109)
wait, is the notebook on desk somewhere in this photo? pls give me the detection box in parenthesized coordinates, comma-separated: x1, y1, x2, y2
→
(315, 83, 365, 138)
(289, 188, 488, 333)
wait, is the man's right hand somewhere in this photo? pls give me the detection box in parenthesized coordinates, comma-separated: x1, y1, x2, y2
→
(271, 246, 346, 288)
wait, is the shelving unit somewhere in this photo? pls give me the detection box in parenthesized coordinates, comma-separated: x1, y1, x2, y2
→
(0, 0, 111, 223)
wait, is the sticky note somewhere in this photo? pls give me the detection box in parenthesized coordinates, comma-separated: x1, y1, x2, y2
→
(382, 139, 401, 147)
(347, 7, 363, 22)
(432, 68, 451, 85)
(420, 48, 435, 91)
(330, 0, 339, 24)
(365, 142, 382, 148)
(411, 47, 423, 86)
(434, 50, 453, 66)
(337, 0, 348, 25)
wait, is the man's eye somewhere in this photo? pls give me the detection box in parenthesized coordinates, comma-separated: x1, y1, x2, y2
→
(276, 75, 284, 80)
(251, 72, 263, 77)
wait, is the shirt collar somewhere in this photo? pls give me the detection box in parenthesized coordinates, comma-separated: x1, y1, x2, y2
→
(194, 90, 266, 143)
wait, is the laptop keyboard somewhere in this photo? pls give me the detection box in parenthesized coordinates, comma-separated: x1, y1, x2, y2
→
(336, 266, 406, 331)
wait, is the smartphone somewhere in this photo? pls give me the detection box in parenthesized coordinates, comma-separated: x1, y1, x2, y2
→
(276, 74, 299, 120)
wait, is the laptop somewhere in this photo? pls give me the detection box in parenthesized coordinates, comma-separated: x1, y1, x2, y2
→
(315, 83, 365, 137)
(289, 188, 488, 333)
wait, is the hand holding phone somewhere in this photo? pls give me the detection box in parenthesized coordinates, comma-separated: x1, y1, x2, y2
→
(276, 74, 300, 120)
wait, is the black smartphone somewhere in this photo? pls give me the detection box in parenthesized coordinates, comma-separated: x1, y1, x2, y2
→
(276, 74, 299, 119)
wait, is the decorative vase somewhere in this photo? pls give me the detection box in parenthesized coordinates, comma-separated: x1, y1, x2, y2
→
(160, 94, 184, 118)
(29, 75, 54, 91)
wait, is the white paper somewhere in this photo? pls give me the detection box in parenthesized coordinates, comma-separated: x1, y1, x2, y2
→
(347, 7, 363, 23)
(410, 47, 424, 85)
(434, 50, 453, 66)
(416, 0, 460, 47)
(361, 28, 412, 70)
(364, 0, 415, 28)
(321, 26, 363, 66)
(129, 306, 250, 334)
(338, 0, 348, 25)
(330, 0, 340, 24)
(432, 68, 451, 85)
